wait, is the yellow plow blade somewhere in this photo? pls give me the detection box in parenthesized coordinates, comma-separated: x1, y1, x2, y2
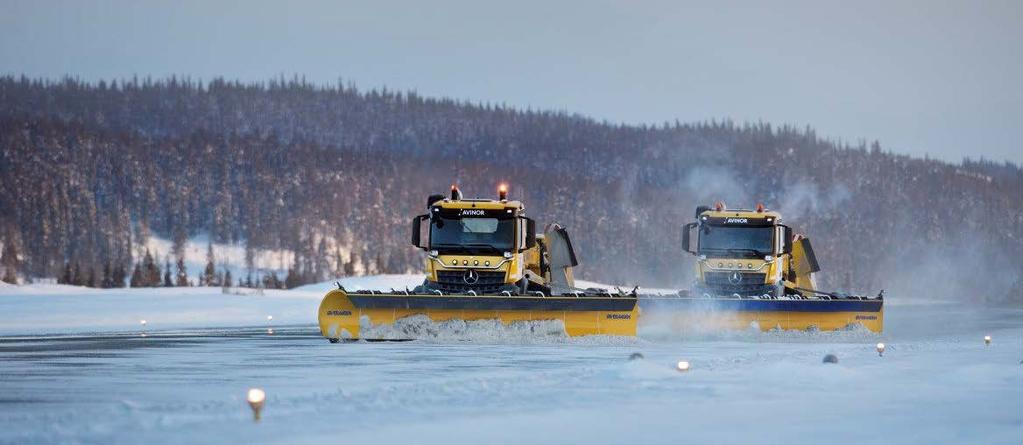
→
(318, 289, 638, 341)
(638, 296, 884, 333)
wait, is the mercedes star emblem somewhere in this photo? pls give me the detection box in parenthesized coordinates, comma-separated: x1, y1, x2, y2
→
(463, 269, 479, 285)
(728, 271, 743, 285)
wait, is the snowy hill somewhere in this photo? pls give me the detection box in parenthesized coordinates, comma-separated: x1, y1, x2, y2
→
(4, 77, 1023, 299)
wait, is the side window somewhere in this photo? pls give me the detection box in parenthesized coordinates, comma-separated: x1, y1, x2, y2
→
(518, 218, 526, 249)
(420, 217, 431, 246)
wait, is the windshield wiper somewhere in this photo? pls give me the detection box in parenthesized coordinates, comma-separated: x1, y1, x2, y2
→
(431, 243, 505, 253)
(461, 243, 505, 252)
(726, 248, 767, 256)
(701, 247, 767, 257)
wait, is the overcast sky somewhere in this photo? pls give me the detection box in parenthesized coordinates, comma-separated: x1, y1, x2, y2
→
(2, 0, 1020, 164)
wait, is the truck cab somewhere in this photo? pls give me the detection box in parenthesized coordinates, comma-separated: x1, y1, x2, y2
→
(682, 202, 819, 298)
(410, 185, 577, 295)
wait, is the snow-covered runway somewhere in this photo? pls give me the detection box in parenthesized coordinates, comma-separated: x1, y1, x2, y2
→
(1, 283, 1021, 444)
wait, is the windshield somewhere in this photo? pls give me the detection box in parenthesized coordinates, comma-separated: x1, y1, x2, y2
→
(698, 225, 774, 258)
(429, 216, 515, 254)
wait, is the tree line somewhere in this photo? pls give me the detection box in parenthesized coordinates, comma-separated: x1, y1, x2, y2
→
(1, 76, 1021, 300)
(49, 244, 295, 289)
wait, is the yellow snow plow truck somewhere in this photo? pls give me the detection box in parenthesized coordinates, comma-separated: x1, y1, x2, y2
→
(640, 202, 884, 333)
(318, 185, 638, 341)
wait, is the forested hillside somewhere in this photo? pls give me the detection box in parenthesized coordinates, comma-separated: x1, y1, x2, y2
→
(2, 76, 1021, 301)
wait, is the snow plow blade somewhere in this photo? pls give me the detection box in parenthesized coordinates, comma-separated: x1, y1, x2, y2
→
(638, 296, 883, 333)
(318, 289, 639, 341)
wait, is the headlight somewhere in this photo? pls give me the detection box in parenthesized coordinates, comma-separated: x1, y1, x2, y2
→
(747, 263, 753, 269)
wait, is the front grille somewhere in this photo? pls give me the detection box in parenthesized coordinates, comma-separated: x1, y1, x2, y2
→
(433, 270, 508, 294)
(704, 272, 770, 295)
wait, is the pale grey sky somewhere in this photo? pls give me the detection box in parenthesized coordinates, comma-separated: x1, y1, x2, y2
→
(2, 0, 1020, 163)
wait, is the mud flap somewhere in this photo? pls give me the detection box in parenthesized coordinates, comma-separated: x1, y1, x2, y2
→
(544, 223, 578, 290)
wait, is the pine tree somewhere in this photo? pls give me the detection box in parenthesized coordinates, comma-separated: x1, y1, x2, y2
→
(202, 243, 216, 286)
(315, 238, 329, 282)
(1, 267, 16, 285)
(387, 252, 403, 274)
(333, 249, 344, 278)
(60, 262, 72, 284)
(163, 258, 173, 287)
(72, 263, 84, 286)
(101, 263, 114, 288)
(345, 250, 357, 276)
(284, 265, 300, 289)
(175, 257, 189, 287)
(223, 269, 233, 289)
(264, 271, 282, 289)
(244, 245, 255, 275)
(112, 263, 127, 288)
(141, 250, 160, 287)
(1, 238, 20, 284)
(130, 264, 143, 287)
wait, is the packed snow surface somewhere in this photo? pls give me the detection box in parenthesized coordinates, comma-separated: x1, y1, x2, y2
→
(0, 275, 422, 335)
(1, 277, 1021, 444)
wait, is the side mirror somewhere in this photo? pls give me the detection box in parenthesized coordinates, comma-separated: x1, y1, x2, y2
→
(694, 205, 711, 219)
(426, 194, 444, 208)
(682, 222, 698, 254)
(781, 225, 794, 255)
(411, 214, 429, 249)
(524, 218, 537, 249)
